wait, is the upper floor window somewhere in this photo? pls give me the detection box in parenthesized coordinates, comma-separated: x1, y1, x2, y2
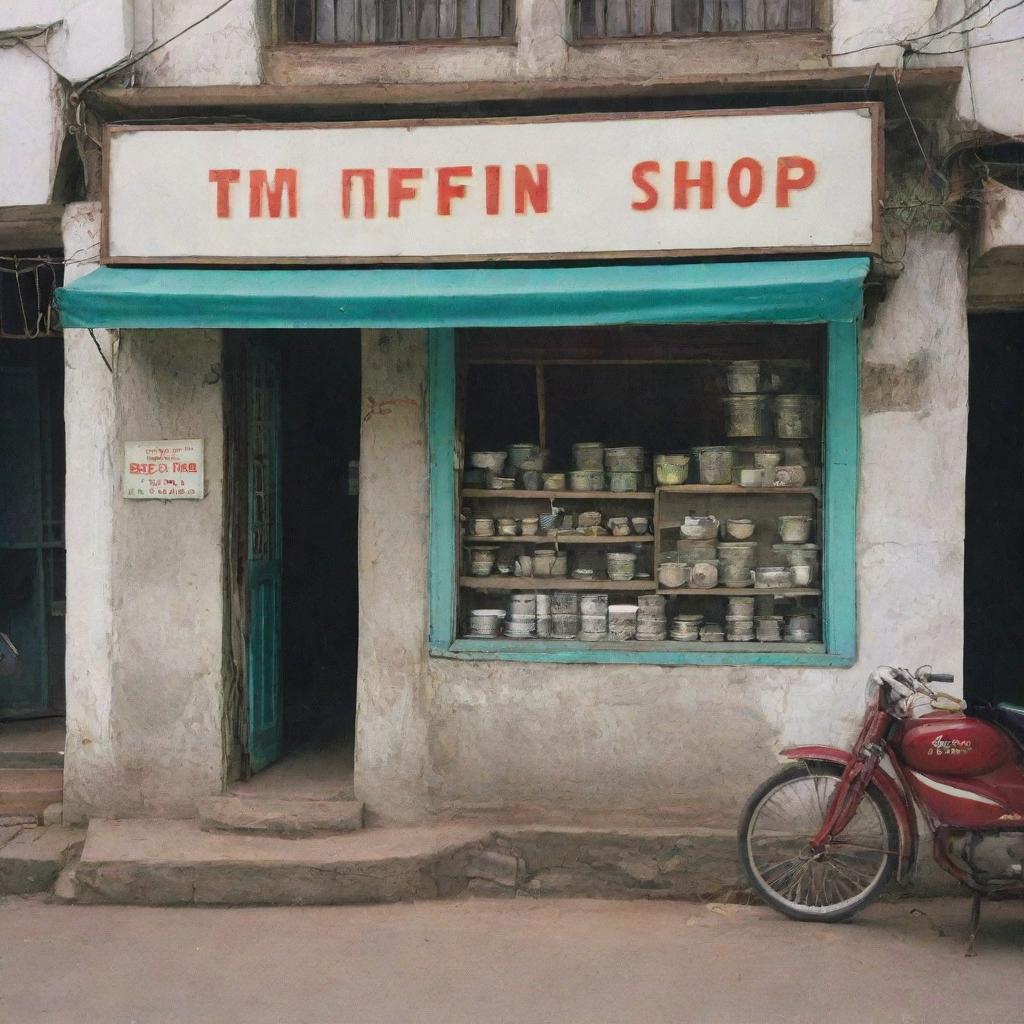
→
(573, 0, 817, 41)
(278, 0, 515, 43)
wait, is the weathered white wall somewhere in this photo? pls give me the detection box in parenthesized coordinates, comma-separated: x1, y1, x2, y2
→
(831, 0, 1024, 139)
(131, 0, 268, 85)
(354, 332, 434, 821)
(105, 327, 226, 816)
(0, 48, 63, 207)
(0, 0, 132, 208)
(61, 207, 227, 822)
(62, 202, 118, 823)
(355, 229, 967, 826)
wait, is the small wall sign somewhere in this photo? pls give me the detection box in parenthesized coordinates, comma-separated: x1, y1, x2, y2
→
(123, 439, 204, 500)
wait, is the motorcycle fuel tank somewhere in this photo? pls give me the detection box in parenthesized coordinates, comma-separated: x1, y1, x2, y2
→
(897, 713, 1016, 778)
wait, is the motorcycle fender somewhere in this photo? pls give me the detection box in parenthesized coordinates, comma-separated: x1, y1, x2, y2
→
(781, 745, 918, 881)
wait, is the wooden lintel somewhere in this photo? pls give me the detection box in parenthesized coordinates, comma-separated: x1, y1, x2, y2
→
(83, 66, 961, 120)
(0, 205, 64, 253)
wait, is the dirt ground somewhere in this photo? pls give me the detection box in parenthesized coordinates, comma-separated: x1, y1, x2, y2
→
(1, 895, 1021, 1024)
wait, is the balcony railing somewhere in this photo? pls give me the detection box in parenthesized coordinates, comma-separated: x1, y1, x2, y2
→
(574, 0, 817, 40)
(278, 0, 515, 43)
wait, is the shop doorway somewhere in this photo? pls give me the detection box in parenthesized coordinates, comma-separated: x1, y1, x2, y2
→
(230, 332, 361, 793)
(965, 312, 1024, 707)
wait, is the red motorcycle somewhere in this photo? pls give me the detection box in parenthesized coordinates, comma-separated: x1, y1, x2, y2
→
(739, 666, 1024, 953)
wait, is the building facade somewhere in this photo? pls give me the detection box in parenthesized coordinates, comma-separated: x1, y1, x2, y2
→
(3, 1, 1024, 832)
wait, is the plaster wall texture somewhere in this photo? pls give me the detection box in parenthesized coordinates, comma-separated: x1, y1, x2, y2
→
(0, 0, 131, 208)
(830, 0, 1024, 139)
(62, 203, 118, 823)
(0, 49, 62, 207)
(131, 0, 268, 86)
(976, 180, 1024, 262)
(354, 229, 967, 826)
(354, 331, 435, 821)
(104, 327, 227, 818)
(60, 203, 227, 821)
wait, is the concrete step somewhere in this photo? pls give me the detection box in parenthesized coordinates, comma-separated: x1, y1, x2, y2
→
(197, 796, 364, 837)
(51, 854, 80, 904)
(0, 824, 85, 895)
(70, 818, 748, 906)
(75, 818, 492, 906)
(0, 769, 63, 819)
(0, 750, 64, 770)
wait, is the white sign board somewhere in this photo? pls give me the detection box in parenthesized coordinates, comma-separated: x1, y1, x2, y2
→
(103, 105, 881, 264)
(123, 440, 204, 500)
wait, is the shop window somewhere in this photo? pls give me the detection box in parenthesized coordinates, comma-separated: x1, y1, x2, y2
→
(450, 325, 829, 656)
(278, 0, 515, 44)
(573, 0, 817, 41)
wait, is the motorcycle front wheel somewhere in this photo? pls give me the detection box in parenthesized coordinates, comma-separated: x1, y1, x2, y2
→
(738, 762, 900, 923)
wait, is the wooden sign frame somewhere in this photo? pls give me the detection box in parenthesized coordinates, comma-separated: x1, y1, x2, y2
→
(101, 102, 883, 266)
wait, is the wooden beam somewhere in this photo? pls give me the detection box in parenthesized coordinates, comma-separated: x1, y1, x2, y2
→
(0, 205, 64, 253)
(83, 66, 961, 119)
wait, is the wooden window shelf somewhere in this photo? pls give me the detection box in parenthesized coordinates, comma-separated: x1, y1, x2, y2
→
(462, 489, 655, 500)
(656, 587, 821, 598)
(459, 576, 656, 591)
(463, 533, 654, 544)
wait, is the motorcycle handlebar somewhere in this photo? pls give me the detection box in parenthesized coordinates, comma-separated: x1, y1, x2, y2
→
(921, 672, 954, 684)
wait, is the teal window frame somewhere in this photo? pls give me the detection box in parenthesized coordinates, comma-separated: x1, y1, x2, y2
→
(428, 261, 864, 668)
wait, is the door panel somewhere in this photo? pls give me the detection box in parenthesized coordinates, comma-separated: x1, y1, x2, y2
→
(246, 339, 283, 772)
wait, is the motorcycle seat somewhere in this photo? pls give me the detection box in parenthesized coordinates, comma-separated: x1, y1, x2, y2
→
(994, 703, 1024, 747)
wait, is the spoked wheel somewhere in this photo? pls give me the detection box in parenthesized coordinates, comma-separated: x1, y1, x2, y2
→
(739, 762, 900, 923)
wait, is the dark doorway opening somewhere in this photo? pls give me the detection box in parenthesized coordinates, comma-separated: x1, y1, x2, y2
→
(965, 312, 1024, 707)
(280, 334, 361, 755)
(232, 332, 361, 798)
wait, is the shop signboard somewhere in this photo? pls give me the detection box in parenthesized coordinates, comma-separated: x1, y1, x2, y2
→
(123, 439, 204, 500)
(102, 104, 881, 264)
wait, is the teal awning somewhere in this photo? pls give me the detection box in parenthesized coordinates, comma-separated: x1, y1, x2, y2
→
(57, 258, 869, 329)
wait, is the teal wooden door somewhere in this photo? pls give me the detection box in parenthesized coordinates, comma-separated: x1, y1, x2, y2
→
(246, 339, 283, 772)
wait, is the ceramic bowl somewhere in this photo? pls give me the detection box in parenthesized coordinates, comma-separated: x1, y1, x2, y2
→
(680, 515, 719, 540)
(725, 518, 755, 540)
(469, 451, 507, 472)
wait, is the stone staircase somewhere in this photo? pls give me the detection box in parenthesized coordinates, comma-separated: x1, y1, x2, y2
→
(0, 737, 63, 821)
(197, 795, 365, 837)
(60, 818, 748, 906)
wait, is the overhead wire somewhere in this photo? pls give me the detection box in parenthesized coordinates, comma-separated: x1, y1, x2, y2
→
(829, 0, 1024, 58)
(915, 0, 1024, 53)
(73, 0, 239, 96)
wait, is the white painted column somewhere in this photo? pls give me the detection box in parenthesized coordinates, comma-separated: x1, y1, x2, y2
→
(62, 202, 118, 823)
(354, 329, 434, 822)
(61, 203, 228, 821)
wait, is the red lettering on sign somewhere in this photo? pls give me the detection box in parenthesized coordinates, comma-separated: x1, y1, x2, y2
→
(484, 165, 501, 215)
(673, 160, 715, 210)
(775, 155, 816, 207)
(341, 169, 376, 219)
(248, 169, 298, 218)
(631, 161, 660, 211)
(437, 166, 473, 216)
(514, 164, 549, 215)
(388, 167, 424, 218)
(208, 169, 240, 218)
(727, 158, 763, 208)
